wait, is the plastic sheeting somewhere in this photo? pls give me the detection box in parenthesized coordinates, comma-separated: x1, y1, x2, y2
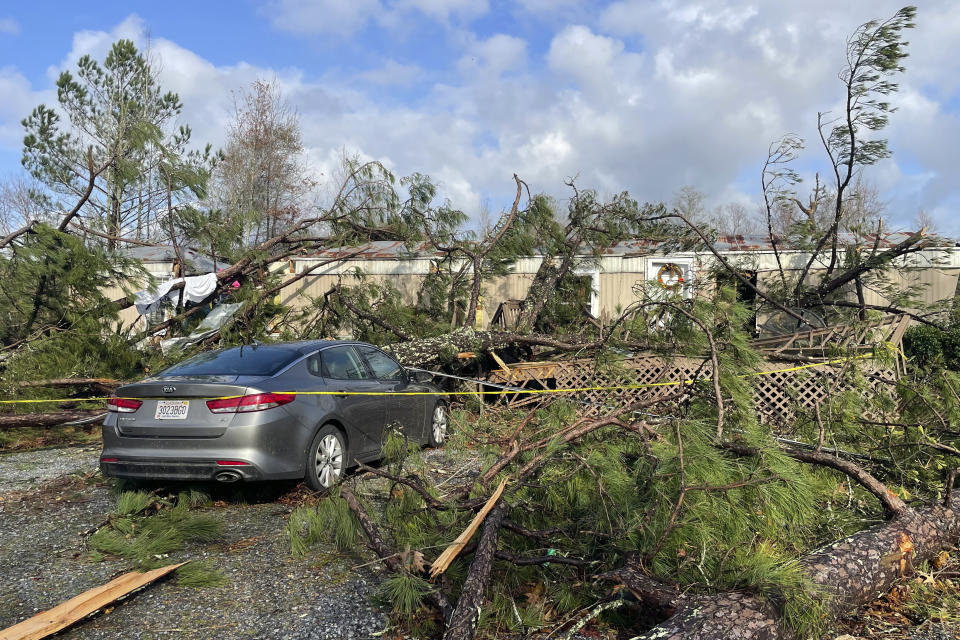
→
(159, 302, 245, 355)
(134, 273, 219, 315)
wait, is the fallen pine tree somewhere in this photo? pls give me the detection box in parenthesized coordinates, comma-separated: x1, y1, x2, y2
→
(287, 288, 960, 640)
(612, 460, 960, 639)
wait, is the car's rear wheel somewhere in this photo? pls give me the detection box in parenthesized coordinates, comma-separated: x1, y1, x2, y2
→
(306, 425, 347, 490)
(428, 402, 449, 447)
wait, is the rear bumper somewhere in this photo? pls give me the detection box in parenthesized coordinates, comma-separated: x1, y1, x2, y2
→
(100, 410, 312, 483)
(100, 458, 268, 482)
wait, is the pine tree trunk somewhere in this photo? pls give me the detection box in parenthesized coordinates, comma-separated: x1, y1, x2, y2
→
(442, 501, 510, 640)
(621, 498, 960, 639)
(384, 328, 594, 368)
(464, 257, 483, 329)
(515, 261, 559, 333)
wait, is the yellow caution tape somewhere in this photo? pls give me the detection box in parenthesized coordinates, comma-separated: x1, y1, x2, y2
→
(0, 354, 873, 404)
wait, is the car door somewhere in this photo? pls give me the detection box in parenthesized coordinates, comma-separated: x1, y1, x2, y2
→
(356, 345, 428, 442)
(315, 345, 386, 459)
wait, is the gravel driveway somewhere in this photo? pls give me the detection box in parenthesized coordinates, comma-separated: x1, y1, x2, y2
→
(0, 445, 387, 639)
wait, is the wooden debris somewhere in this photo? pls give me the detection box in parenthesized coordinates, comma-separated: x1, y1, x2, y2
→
(430, 479, 507, 579)
(0, 562, 186, 640)
(489, 350, 510, 372)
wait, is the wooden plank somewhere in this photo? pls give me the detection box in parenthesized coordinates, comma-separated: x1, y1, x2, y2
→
(0, 563, 187, 640)
(489, 351, 511, 372)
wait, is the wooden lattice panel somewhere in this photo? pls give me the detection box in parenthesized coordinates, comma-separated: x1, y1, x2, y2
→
(488, 355, 897, 423)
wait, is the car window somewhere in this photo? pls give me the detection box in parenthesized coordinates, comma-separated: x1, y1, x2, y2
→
(159, 346, 301, 377)
(306, 353, 322, 377)
(319, 346, 370, 380)
(358, 346, 404, 381)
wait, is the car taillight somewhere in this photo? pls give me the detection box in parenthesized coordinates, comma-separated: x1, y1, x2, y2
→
(205, 392, 295, 414)
(107, 397, 143, 413)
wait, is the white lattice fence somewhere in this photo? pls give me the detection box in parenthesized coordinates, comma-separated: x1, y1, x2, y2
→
(491, 355, 895, 423)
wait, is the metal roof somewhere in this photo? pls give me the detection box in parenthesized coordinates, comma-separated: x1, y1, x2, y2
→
(122, 245, 220, 274)
(299, 232, 953, 261)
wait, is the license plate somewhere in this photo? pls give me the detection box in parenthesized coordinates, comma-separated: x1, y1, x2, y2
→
(155, 400, 189, 420)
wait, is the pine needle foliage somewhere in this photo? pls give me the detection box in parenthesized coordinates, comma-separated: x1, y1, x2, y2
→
(376, 573, 435, 616)
(89, 488, 224, 584)
(175, 559, 229, 588)
(288, 487, 361, 556)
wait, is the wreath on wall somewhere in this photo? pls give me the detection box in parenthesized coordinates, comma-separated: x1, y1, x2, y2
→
(656, 263, 685, 290)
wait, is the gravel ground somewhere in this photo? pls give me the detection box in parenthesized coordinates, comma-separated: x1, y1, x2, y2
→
(0, 444, 101, 494)
(0, 445, 388, 640)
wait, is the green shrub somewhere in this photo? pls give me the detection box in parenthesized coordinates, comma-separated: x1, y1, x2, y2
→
(904, 324, 960, 370)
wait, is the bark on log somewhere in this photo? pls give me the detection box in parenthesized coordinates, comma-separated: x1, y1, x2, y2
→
(616, 497, 960, 639)
(0, 410, 104, 430)
(340, 485, 405, 574)
(19, 378, 120, 390)
(384, 328, 596, 368)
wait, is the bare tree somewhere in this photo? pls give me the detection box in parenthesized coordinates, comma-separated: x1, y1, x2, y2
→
(0, 175, 52, 235)
(213, 79, 315, 246)
(671, 185, 708, 225)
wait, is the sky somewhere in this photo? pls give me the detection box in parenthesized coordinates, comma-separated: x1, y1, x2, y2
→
(0, 1, 958, 234)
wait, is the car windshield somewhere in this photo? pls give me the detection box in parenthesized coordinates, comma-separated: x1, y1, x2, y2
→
(158, 346, 301, 377)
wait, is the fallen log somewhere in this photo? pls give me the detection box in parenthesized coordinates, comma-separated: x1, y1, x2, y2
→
(384, 328, 598, 367)
(0, 410, 105, 430)
(614, 496, 960, 639)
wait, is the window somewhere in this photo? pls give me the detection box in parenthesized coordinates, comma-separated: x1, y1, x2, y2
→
(319, 346, 370, 380)
(357, 346, 404, 381)
(647, 258, 695, 299)
(160, 346, 301, 377)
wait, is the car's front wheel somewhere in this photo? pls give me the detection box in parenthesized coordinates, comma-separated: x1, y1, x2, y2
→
(306, 425, 347, 490)
(428, 403, 449, 448)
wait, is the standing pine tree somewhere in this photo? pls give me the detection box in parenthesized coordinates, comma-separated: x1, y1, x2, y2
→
(21, 39, 213, 248)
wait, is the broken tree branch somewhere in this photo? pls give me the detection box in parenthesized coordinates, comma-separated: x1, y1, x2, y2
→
(340, 484, 405, 574)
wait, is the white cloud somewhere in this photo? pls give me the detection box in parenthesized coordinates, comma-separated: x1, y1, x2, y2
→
(268, 0, 383, 36)
(0, 17, 19, 35)
(359, 60, 424, 86)
(0, 67, 51, 147)
(397, 0, 488, 21)
(268, 0, 487, 36)
(2, 2, 960, 236)
(458, 34, 527, 78)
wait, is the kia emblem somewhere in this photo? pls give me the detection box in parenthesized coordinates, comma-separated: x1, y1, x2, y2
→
(163, 386, 176, 394)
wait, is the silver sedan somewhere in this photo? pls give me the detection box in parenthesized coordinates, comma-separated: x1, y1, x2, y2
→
(100, 341, 449, 489)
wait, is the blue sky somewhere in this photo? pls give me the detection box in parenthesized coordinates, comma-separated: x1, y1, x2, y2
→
(1, 1, 958, 234)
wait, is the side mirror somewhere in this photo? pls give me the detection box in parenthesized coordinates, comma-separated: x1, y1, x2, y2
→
(410, 369, 433, 383)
